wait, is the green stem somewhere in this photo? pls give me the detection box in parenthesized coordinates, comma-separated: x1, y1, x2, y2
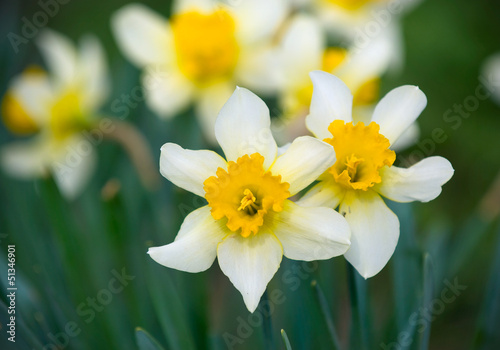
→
(261, 290, 274, 350)
(347, 263, 370, 350)
(281, 329, 293, 350)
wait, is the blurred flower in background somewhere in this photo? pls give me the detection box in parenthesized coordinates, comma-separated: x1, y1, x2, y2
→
(149, 87, 351, 312)
(298, 71, 454, 278)
(482, 52, 500, 106)
(111, 0, 288, 143)
(1, 29, 109, 198)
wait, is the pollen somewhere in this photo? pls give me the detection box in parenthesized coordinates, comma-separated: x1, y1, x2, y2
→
(171, 10, 240, 86)
(324, 120, 395, 191)
(203, 153, 290, 237)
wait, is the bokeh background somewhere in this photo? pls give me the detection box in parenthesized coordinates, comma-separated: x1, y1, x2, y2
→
(1, 0, 500, 349)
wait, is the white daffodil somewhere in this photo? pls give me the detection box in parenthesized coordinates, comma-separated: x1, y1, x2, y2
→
(112, 0, 288, 143)
(272, 15, 417, 149)
(298, 71, 454, 278)
(148, 87, 351, 312)
(0, 30, 109, 199)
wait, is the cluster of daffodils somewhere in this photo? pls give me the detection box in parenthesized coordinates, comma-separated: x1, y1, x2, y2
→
(111, 0, 417, 144)
(149, 73, 453, 311)
(1, 30, 109, 198)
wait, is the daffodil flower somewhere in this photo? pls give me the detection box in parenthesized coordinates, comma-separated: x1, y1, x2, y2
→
(271, 15, 417, 149)
(1, 30, 109, 198)
(298, 71, 454, 278)
(112, 0, 288, 143)
(148, 87, 351, 312)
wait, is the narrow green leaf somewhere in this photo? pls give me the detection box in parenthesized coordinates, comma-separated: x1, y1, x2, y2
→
(135, 327, 166, 350)
(311, 280, 341, 350)
(418, 254, 434, 350)
(281, 329, 293, 350)
(347, 263, 372, 350)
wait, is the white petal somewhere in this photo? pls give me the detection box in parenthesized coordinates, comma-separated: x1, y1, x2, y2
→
(148, 206, 227, 273)
(297, 181, 345, 209)
(375, 157, 454, 203)
(217, 229, 283, 312)
(390, 122, 419, 152)
(36, 30, 77, 87)
(236, 45, 282, 95)
(371, 85, 427, 145)
(340, 191, 399, 279)
(159, 143, 227, 197)
(0, 137, 51, 179)
(51, 135, 97, 200)
(195, 82, 234, 145)
(8, 71, 54, 125)
(270, 136, 335, 195)
(142, 68, 194, 118)
(272, 200, 350, 261)
(277, 15, 324, 88)
(111, 4, 173, 67)
(231, 0, 288, 44)
(481, 52, 500, 105)
(215, 87, 277, 169)
(78, 35, 110, 111)
(173, 0, 215, 14)
(306, 71, 353, 140)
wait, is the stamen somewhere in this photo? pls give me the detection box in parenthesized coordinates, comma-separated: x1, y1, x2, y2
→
(238, 189, 256, 212)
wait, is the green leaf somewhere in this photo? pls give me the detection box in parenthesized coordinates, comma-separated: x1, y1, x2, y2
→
(281, 329, 293, 350)
(135, 327, 166, 350)
(418, 254, 434, 350)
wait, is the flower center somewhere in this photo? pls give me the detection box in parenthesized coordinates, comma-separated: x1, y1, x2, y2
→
(326, 0, 384, 11)
(50, 92, 87, 141)
(204, 153, 290, 237)
(171, 10, 239, 86)
(324, 120, 395, 191)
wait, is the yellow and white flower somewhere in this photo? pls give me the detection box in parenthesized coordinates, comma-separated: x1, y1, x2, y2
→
(148, 87, 351, 312)
(112, 0, 288, 143)
(1, 30, 109, 198)
(298, 71, 454, 278)
(271, 15, 417, 149)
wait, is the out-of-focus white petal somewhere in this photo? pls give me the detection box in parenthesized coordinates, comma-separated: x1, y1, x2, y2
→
(231, 0, 288, 45)
(0, 137, 51, 178)
(148, 206, 227, 272)
(142, 68, 194, 118)
(278, 15, 324, 88)
(340, 190, 399, 279)
(272, 200, 350, 261)
(160, 143, 227, 197)
(195, 82, 234, 145)
(390, 122, 419, 151)
(236, 46, 282, 95)
(371, 85, 427, 145)
(296, 180, 345, 209)
(36, 30, 77, 87)
(78, 35, 110, 111)
(173, 0, 215, 14)
(376, 157, 454, 203)
(270, 136, 335, 195)
(481, 52, 500, 105)
(51, 135, 97, 200)
(306, 71, 353, 139)
(215, 87, 277, 169)
(217, 229, 283, 312)
(111, 4, 173, 67)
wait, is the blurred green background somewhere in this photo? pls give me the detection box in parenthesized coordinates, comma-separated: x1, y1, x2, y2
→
(1, 0, 500, 349)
